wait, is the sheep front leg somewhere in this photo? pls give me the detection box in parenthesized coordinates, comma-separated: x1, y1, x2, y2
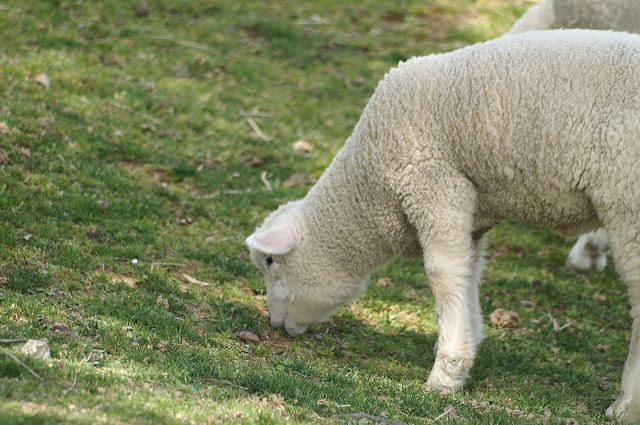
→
(432, 233, 486, 359)
(400, 169, 481, 392)
(423, 239, 481, 392)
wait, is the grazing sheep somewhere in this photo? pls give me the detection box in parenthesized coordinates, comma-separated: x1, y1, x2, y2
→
(507, 0, 640, 35)
(508, 0, 640, 272)
(246, 30, 640, 422)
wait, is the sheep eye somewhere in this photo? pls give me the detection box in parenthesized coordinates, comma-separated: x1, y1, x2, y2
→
(265, 256, 274, 268)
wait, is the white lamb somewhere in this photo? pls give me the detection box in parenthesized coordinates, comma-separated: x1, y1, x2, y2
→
(246, 30, 640, 422)
(508, 0, 640, 272)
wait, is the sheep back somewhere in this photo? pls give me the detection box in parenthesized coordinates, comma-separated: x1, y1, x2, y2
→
(344, 30, 640, 238)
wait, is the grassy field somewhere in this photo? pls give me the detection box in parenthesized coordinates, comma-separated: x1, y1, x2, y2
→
(0, 0, 632, 423)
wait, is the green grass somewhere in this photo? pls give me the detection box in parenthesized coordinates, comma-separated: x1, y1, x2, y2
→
(0, 0, 630, 423)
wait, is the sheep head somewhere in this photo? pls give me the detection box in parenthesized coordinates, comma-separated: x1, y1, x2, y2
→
(246, 201, 367, 336)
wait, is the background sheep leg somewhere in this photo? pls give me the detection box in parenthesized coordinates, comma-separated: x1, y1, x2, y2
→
(566, 228, 609, 271)
(604, 226, 640, 422)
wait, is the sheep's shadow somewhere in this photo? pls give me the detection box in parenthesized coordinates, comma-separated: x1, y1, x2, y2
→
(300, 312, 621, 414)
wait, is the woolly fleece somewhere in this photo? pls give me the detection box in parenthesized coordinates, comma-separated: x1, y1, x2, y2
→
(247, 30, 640, 422)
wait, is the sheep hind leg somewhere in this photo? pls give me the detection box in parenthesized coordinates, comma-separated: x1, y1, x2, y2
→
(605, 226, 640, 423)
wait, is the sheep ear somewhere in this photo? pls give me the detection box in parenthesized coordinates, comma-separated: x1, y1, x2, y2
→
(245, 225, 297, 255)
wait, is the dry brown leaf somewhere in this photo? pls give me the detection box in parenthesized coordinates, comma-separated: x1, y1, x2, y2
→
(376, 277, 394, 288)
(156, 295, 169, 309)
(37, 116, 55, 127)
(235, 329, 260, 343)
(403, 290, 419, 301)
(293, 140, 313, 154)
(33, 73, 50, 89)
(283, 173, 312, 188)
(489, 308, 521, 329)
(134, 2, 149, 16)
(0, 122, 8, 134)
(52, 321, 76, 337)
(142, 123, 156, 132)
(176, 216, 194, 226)
(241, 156, 264, 167)
(18, 147, 31, 158)
(156, 340, 168, 352)
(110, 275, 137, 288)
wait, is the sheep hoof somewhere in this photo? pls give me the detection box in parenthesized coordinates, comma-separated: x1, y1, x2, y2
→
(607, 396, 640, 423)
(426, 355, 471, 393)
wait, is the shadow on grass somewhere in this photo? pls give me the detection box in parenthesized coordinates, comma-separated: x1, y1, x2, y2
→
(0, 404, 187, 425)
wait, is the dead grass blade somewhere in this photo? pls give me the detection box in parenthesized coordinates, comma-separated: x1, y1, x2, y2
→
(182, 273, 212, 287)
(246, 117, 274, 142)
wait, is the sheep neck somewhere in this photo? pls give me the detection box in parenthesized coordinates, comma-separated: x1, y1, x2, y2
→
(301, 146, 394, 280)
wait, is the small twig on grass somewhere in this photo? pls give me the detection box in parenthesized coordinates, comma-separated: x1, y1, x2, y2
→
(0, 338, 27, 344)
(63, 375, 78, 396)
(246, 117, 274, 142)
(201, 377, 248, 390)
(260, 171, 273, 191)
(346, 412, 407, 425)
(547, 313, 575, 332)
(239, 110, 273, 118)
(428, 407, 454, 423)
(0, 345, 44, 381)
(182, 273, 212, 287)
